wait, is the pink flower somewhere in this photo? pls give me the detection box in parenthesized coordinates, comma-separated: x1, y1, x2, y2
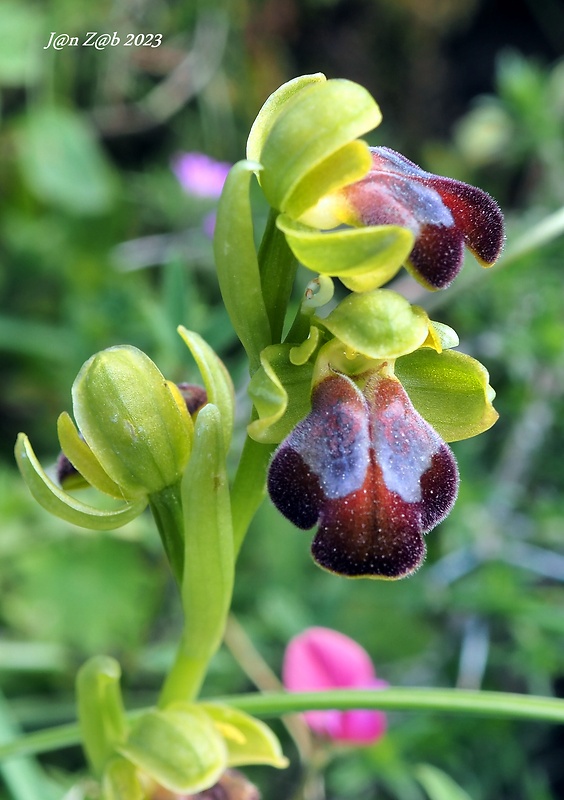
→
(282, 627, 387, 745)
(172, 152, 231, 199)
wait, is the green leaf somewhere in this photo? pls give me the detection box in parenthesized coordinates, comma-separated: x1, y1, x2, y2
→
(57, 412, 133, 500)
(213, 160, 272, 372)
(0, 2, 44, 86)
(247, 344, 314, 444)
(102, 758, 145, 800)
(76, 657, 128, 775)
(394, 348, 499, 442)
(118, 705, 226, 794)
(200, 704, 288, 769)
(159, 404, 234, 703)
(277, 215, 414, 291)
(246, 73, 326, 163)
(17, 106, 116, 215)
(323, 290, 429, 359)
(14, 433, 147, 530)
(177, 327, 235, 447)
(415, 763, 474, 800)
(259, 79, 382, 213)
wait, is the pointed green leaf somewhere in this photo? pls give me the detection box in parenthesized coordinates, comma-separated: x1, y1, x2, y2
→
(259, 79, 382, 213)
(247, 344, 314, 444)
(323, 290, 429, 359)
(118, 705, 226, 794)
(200, 704, 288, 769)
(394, 348, 499, 442)
(415, 763, 473, 800)
(277, 215, 415, 291)
(179, 404, 234, 694)
(102, 758, 145, 800)
(14, 433, 147, 529)
(17, 106, 116, 215)
(76, 656, 128, 775)
(57, 412, 133, 500)
(214, 160, 272, 372)
(247, 73, 326, 163)
(177, 327, 235, 447)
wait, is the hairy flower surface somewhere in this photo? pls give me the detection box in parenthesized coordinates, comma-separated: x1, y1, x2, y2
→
(268, 370, 459, 579)
(283, 627, 387, 744)
(301, 146, 505, 289)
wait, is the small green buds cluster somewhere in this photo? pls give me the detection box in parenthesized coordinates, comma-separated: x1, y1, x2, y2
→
(77, 657, 286, 799)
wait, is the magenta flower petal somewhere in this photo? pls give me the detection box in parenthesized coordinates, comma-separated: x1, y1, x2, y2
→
(342, 146, 504, 289)
(172, 152, 231, 199)
(282, 627, 387, 745)
(268, 372, 459, 579)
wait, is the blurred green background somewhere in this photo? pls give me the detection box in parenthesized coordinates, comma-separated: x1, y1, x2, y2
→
(1, 0, 564, 798)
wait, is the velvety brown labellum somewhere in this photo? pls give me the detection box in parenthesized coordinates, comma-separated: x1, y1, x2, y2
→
(342, 146, 505, 289)
(268, 372, 459, 578)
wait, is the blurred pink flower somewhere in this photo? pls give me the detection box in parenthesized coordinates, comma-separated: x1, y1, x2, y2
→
(282, 627, 387, 745)
(172, 152, 231, 199)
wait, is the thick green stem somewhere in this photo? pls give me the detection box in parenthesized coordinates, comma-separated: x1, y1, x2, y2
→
(148, 481, 185, 586)
(231, 433, 275, 557)
(258, 208, 299, 347)
(6, 687, 564, 762)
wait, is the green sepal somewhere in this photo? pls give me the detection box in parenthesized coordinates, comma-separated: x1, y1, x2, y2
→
(395, 348, 499, 442)
(276, 215, 415, 291)
(247, 73, 326, 163)
(247, 344, 315, 444)
(57, 412, 133, 500)
(258, 79, 382, 214)
(322, 290, 429, 359)
(118, 704, 226, 795)
(214, 159, 272, 373)
(76, 656, 128, 776)
(102, 758, 145, 800)
(200, 704, 288, 769)
(14, 433, 147, 530)
(73, 346, 193, 496)
(177, 326, 235, 447)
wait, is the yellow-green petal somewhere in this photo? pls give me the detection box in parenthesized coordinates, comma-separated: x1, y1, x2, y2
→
(395, 348, 498, 442)
(277, 215, 414, 291)
(248, 344, 314, 444)
(200, 704, 288, 769)
(246, 73, 326, 163)
(323, 290, 429, 359)
(57, 412, 133, 500)
(14, 433, 147, 530)
(259, 79, 382, 213)
(118, 705, 226, 795)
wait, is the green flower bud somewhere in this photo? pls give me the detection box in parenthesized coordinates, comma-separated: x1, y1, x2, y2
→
(72, 345, 193, 497)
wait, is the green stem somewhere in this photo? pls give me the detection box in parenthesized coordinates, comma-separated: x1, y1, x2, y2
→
(6, 687, 564, 762)
(148, 481, 184, 586)
(258, 207, 299, 346)
(231, 433, 276, 557)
